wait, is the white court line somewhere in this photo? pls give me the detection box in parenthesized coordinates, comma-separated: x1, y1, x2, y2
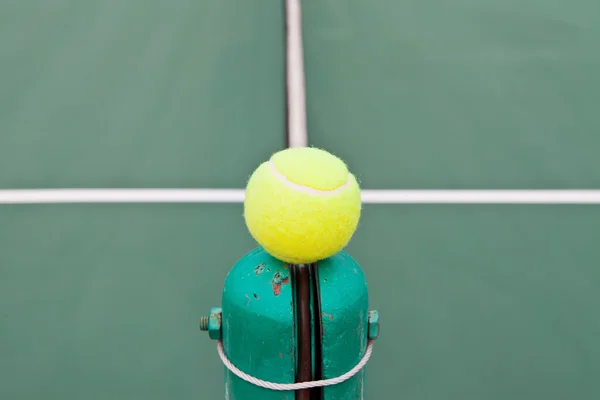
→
(0, 189, 599, 204)
(285, 0, 308, 148)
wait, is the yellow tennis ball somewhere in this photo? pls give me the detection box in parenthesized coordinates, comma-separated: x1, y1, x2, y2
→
(243, 147, 361, 264)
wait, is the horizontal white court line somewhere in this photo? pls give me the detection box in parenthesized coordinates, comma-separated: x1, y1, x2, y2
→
(0, 189, 599, 204)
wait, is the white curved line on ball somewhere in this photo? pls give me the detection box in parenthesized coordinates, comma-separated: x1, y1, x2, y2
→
(268, 160, 351, 196)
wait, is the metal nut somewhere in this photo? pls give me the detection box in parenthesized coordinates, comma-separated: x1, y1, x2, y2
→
(207, 307, 222, 340)
(368, 310, 379, 340)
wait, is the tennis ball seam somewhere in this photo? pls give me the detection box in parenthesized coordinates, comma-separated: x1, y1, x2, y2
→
(268, 160, 351, 196)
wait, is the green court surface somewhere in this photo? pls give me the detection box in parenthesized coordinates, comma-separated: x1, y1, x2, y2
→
(1, 2, 599, 400)
(0, 0, 284, 188)
(303, 0, 600, 189)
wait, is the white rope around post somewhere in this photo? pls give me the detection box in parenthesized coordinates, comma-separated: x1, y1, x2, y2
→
(216, 340, 374, 391)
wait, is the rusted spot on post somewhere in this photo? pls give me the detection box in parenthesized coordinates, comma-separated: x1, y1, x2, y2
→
(272, 283, 282, 296)
(254, 263, 265, 275)
(270, 271, 290, 296)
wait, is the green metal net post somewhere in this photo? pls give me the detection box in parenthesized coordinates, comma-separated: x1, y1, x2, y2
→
(200, 247, 379, 399)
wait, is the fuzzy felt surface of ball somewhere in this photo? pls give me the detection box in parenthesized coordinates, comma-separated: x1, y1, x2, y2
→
(243, 147, 361, 264)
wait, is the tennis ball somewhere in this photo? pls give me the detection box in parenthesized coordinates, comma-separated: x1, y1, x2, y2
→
(243, 147, 361, 264)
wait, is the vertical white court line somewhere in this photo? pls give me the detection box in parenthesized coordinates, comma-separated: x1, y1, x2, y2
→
(285, 0, 308, 148)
